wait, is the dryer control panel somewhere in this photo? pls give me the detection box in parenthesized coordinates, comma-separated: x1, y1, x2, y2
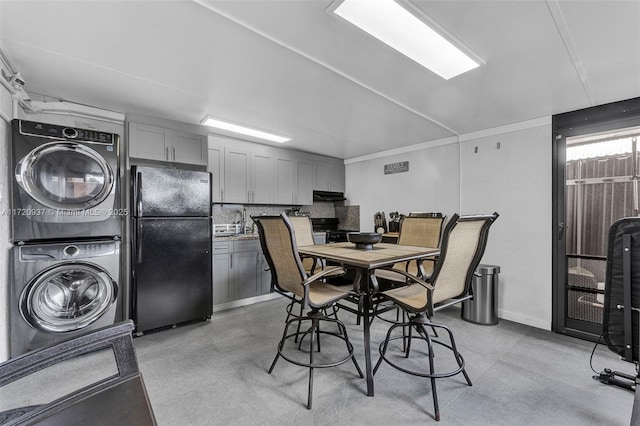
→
(19, 120, 114, 145)
(19, 241, 118, 262)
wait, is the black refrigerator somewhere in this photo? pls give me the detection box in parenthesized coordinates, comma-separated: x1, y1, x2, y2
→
(131, 165, 212, 333)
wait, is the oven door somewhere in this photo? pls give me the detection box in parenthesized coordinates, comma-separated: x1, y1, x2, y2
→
(15, 141, 115, 212)
(20, 262, 117, 333)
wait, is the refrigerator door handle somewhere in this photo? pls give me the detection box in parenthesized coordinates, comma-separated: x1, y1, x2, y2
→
(136, 220, 143, 263)
(136, 172, 143, 218)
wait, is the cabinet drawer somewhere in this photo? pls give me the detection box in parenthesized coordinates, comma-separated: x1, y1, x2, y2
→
(214, 241, 232, 253)
(234, 239, 261, 252)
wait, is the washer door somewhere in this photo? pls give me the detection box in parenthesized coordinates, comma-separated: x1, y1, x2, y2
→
(21, 263, 117, 333)
(15, 141, 114, 211)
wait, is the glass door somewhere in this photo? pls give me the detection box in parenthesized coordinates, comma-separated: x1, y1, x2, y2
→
(552, 97, 640, 340)
(564, 134, 638, 336)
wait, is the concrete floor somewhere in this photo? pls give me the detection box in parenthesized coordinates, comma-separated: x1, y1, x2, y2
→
(133, 298, 634, 425)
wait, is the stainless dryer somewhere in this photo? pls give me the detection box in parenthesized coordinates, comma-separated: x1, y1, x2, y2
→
(10, 119, 122, 242)
(10, 239, 122, 357)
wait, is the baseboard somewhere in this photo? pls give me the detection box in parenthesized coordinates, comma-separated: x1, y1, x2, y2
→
(498, 308, 550, 330)
(212, 292, 281, 313)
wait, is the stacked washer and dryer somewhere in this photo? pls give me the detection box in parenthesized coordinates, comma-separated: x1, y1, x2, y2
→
(8, 119, 123, 357)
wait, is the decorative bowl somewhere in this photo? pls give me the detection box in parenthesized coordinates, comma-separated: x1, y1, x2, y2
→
(347, 232, 382, 250)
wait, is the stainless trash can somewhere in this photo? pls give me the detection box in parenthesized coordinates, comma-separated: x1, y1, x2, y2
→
(461, 264, 500, 325)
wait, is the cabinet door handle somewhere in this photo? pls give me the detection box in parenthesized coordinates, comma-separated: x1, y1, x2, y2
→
(220, 188, 224, 202)
(172, 147, 176, 161)
(165, 147, 169, 161)
(230, 253, 233, 269)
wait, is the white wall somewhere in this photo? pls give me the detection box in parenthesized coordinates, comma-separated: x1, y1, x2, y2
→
(345, 117, 553, 330)
(459, 119, 552, 329)
(345, 140, 461, 232)
(0, 84, 13, 361)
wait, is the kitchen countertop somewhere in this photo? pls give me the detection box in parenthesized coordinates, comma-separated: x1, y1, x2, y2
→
(213, 234, 260, 241)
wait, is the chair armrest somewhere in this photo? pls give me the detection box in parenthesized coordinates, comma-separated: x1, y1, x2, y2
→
(303, 266, 346, 286)
(376, 268, 434, 291)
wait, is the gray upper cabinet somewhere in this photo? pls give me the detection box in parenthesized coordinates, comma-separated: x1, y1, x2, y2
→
(330, 163, 345, 193)
(171, 130, 207, 165)
(224, 146, 251, 204)
(295, 158, 314, 205)
(251, 151, 275, 204)
(314, 162, 331, 191)
(128, 123, 170, 161)
(275, 153, 314, 205)
(208, 133, 344, 205)
(275, 155, 295, 204)
(207, 145, 224, 203)
(127, 116, 207, 166)
(314, 161, 345, 192)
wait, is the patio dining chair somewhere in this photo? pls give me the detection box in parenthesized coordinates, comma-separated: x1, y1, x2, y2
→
(375, 214, 446, 285)
(253, 213, 363, 409)
(373, 212, 499, 421)
(373, 214, 446, 327)
(288, 216, 319, 275)
(288, 215, 344, 337)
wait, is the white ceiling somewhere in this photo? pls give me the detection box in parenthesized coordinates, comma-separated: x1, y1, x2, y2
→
(1, 0, 639, 159)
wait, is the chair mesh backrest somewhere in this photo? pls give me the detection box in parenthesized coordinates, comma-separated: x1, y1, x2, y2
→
(254, 215, 306, 298)
(396, 216, 445, 275)
(289, 216, 315, 247)
(430, 214, 497, 305)
(398, 216, 445, 247)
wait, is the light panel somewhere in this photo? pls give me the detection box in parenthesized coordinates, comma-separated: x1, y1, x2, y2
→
(332, 0, 481, 80)
(201, 116, 291, 143)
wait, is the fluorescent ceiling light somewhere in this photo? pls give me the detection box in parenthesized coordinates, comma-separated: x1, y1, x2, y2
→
(201, 117, 291, 143)
(331, 0, 481, 80)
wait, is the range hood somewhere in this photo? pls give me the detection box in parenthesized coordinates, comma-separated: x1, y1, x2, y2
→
(313, 190, 346, 201)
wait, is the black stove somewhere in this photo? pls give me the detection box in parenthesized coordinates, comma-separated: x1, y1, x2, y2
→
(311, 218, 355, 243)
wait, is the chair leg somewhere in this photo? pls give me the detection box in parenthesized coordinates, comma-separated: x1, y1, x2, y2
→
(294, 302, 304, 343)
(337, 320, 364, 378)
(405, 325, 414, 358)
(269, 318, 295, 374)
(419, 323, 440, 421)
(438, 324, 472, 387)
(307, 318, 317, 410)
(332, 305, 344, 336)
(374, 322, 397, 375)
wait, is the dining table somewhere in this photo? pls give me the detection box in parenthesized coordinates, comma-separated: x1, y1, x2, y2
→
(297, 241, 439, 397)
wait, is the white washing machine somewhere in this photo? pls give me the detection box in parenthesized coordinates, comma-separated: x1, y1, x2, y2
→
(10, 119, 122, 242)
(10, 239, 122, 357)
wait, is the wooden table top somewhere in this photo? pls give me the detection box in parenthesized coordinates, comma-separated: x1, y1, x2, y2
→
(298, 242, 439, 269)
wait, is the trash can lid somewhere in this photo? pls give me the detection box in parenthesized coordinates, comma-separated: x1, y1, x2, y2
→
(477, 264, 500, 273)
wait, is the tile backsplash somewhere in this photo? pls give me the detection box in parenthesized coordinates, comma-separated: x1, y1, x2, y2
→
(212, 202, 360, 232)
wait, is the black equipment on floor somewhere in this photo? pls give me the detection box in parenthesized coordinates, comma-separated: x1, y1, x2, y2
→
(595, 218, 640, 422)
(0, 321, 156, 425)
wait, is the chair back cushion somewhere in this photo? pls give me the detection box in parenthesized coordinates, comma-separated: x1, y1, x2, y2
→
(398, 216, 445, 248)
(396, 216, 446, 276)
(254, 215, 306, 298)
(289, 216, 316, 247)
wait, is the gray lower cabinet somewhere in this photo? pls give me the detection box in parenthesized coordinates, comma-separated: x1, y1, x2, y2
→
(213, 239, 271, 305)
(212, 251, 231, 305)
